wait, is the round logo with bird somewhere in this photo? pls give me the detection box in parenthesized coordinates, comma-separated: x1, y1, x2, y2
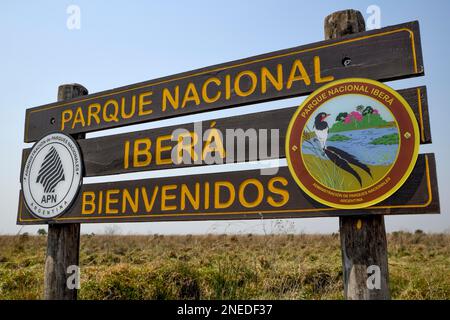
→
(286, 78, 419, 209)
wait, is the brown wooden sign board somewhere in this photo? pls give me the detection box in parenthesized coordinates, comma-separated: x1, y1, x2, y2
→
(18, 19, 439, 226)
(17, 153, 438, 225)
(20, 10, 437, 301)
(24, 21, 423, 143)
(20, 86, 430, 178)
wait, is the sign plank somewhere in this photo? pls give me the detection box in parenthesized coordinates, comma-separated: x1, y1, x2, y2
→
(24, 21, 423, 142)
(17, 153, 439, 225)
(20, 86, 431, 178)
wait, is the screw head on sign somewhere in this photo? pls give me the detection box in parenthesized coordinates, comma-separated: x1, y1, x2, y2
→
(342, 57, 352, 67)
(404, 132, 411, 139)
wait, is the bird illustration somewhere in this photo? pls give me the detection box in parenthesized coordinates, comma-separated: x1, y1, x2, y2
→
(313, 112, 372, 187)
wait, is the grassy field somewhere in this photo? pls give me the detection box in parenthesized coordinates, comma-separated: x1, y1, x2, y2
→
(0, 232, 449, 299)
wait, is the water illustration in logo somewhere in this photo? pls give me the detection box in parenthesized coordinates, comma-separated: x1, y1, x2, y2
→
(301, 94, 399, 192)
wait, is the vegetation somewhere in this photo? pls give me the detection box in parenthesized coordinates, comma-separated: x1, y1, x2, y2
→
(302, 127, 346, 190)
(328, 134, 350, 142)
(330, 105, 393, 133)
(370, 133, 399, 145)
(302, 130, 316, 141)
(302, 153, 391, 191)
(330, 113, 391, 132)
(0, 232, 449, 300)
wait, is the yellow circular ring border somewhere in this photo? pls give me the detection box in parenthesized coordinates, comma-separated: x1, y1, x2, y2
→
(285, 78, 420, 210)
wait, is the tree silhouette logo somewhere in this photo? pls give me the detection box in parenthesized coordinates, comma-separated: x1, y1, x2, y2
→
(22, 133, 83, 219)
(36, 146, 66, 193)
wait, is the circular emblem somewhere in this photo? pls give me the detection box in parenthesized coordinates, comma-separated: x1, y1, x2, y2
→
(22, 133, 83, 219)
(286, 78, 419, 209)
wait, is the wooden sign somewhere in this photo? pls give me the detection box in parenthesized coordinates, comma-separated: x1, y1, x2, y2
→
(24, 21, 423, 143)
(20, 86, 430, 178)
(17, 154, 438, 224)
(17, 19, 438, 226)
(286, 78, 419, 209)
(21, 9, 438, 301)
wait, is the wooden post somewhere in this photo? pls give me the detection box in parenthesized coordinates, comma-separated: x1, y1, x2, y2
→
(43, 83, 88, 300)
(324, 10, 391, 300)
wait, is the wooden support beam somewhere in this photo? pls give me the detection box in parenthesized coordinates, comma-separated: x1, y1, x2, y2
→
(324, 9, 391, 300)
(43, 84, 87, 300)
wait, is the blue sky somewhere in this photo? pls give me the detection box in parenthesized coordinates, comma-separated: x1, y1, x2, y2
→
(1, 0, 449, 234)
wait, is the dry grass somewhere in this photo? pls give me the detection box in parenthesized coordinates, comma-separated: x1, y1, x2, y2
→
(0, 232, 448, 299)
